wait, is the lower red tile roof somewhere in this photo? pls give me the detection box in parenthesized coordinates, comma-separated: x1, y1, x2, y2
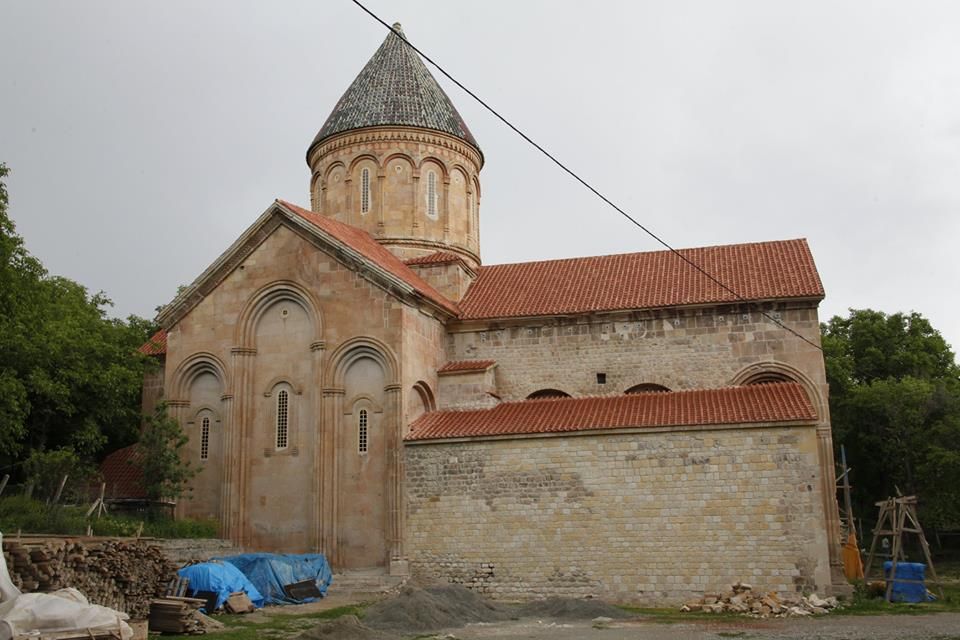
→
(438, 360, 497, 374)
(100, 444, 148, 500)
(406, 383, 816, 441)
(404, 251, 466, 267)
(279, 201, 461, 316)
(138, 329, 167, 356)
(458, 239, 824, 320)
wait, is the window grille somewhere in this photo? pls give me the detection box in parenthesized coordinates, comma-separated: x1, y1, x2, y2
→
(427, 171, 437, 218)
(200, 417, 210, 460)
(358, 409, 368, 454)
(276, 390, 289, 449)
(361, 167, 370, 214)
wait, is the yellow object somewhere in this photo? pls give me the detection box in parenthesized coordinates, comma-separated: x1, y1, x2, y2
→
(843, 532, 864, 580)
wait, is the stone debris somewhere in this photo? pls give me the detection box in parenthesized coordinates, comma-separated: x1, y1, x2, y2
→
(680, 582, 840, 618)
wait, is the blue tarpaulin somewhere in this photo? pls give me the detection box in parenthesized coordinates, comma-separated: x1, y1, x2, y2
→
(883, 561, 932, 603)
(214, 553, 333, 605)
(177, 561, 265, 610)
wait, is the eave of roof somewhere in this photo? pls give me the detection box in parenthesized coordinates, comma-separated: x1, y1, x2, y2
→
(437, 359, 497, 375)
(138, 329, 167, 356)
(406, 383, 817, 441)
(457, 239, 824, 321)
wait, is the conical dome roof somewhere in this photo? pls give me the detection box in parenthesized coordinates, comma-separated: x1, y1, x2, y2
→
(310, 24, 479, 152)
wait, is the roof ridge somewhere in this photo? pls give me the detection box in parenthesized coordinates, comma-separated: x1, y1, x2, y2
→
(458, 239, 822, 320)
(475, 238, 811, 271)
(453, 382, 805, 410)
(277, 200, 460, 316)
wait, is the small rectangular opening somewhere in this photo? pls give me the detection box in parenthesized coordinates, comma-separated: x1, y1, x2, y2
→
(596, 373, 607, 384)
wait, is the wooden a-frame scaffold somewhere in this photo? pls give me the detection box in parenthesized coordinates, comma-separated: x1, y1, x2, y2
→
(863, 495, 943, 602)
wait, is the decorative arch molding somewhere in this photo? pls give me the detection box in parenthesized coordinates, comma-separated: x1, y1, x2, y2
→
(471, 176, 482, 200)
(730, 361, 826, 422)
(526, 388, 571, 400)
(261, 376, 303, 397)
(625, 383, 671, 394)
(326, 336, 399, 386)
(344, 393, 384, 415)
(348, 153, 381, 174)
(417, 156, 449, 179)
(381, 153, 417, 173)
(187, 404, 221, 423)
(170, 352, 229, 400)
(234, 280, 324, 348)
(412, 381, 436, 413)
(450, 166, 470, 190)
(322, 160, 346, 184)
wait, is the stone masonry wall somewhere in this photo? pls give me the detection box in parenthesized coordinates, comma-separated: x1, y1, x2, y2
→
(404, 424, 832, 605)
(152, 538, 240, 566)
(445, 304, 826, 406)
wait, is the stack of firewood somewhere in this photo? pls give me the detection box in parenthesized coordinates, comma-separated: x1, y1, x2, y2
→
(148, 596, 215, 634)
(1, 536, 179, 619)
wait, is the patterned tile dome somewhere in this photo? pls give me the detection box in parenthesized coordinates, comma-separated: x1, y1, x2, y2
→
(310, 24, 479, 152)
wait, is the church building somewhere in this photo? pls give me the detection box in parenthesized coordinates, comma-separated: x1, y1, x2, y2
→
(135, 24, 848, 603)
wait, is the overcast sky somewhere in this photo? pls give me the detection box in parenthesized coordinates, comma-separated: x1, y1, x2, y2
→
(2, 1, 959, 351)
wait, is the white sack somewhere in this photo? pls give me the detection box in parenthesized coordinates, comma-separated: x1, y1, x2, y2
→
(0, 533, 133, 640)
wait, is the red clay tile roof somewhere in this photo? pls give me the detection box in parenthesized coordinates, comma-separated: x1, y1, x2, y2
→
(278, 201, 460, 316)
(100, 444, 148, 500)
(438, 360, 497, 375)
(457, 239, 823, 320)
(404, 251, 468, 267)
(406, 383, 816, 441)
(138, 329, 167, 356)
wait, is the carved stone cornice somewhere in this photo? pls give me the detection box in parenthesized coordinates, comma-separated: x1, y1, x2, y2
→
(231, 346, 258, 356)
(308, 126, 483, 171)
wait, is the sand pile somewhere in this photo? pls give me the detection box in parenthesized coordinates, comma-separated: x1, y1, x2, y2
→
(297, 615, 396, 640)
(300, 584, 635, 639)
(518, 596, 630, 620)
(363, 584, 510, 633)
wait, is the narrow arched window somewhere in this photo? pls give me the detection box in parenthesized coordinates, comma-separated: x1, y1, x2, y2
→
(276, 389, 289, 449)
(427, 170, 437, 218)
(200, 417, 210, 460)
(360, 167, 371, 214)
(358, 409, 368, 454)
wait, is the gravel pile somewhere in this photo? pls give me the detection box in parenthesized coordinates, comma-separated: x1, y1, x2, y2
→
(363, 585, 510, 633)
(518, 597, 630, 620)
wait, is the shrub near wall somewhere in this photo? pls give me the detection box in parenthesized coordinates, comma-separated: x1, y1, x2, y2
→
(0, 496, 218, 538)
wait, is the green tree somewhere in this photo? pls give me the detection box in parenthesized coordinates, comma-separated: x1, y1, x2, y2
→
(823, 309, 960, 528)
(23, 447, 95, 503)
(0, 164, 155, 472)
(134, 403, 196, 504)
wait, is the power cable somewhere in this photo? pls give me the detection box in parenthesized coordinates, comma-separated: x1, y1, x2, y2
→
(350, 0, 824, 353)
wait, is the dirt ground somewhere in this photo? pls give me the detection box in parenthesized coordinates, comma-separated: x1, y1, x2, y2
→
(274, 585, 960, 640)
(438, 613, 960, 640)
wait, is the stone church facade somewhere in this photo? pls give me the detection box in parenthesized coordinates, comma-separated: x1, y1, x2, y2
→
(135, 24, 847, 603)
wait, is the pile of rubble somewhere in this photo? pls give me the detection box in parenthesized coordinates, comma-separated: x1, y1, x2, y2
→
(681, 582, 840, 617)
